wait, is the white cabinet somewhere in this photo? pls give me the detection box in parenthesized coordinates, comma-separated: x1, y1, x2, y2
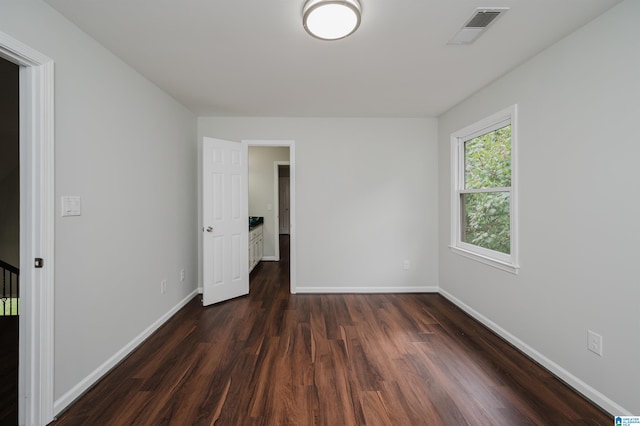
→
(249, 224, 263, 272)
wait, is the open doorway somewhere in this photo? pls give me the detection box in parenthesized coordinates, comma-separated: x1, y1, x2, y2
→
(245, 140, 296, 293)
(0, 55, 19, 425)
(274, 162, 290, 261)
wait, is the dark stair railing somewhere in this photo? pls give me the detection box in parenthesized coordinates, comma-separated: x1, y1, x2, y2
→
(1, 259, 19, 316)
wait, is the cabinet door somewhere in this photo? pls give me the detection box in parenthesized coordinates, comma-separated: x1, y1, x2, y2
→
(249, 239, 254, 271)
(253, 239, 258, 268)
(258, 235, 263, 261)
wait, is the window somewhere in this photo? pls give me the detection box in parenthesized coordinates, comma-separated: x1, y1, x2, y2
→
(450, 105, 519, 273)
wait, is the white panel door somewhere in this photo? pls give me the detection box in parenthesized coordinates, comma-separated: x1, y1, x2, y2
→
(202, 137, 248, 306)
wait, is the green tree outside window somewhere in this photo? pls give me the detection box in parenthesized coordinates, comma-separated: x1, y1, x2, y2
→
(461, 125, 511, 254)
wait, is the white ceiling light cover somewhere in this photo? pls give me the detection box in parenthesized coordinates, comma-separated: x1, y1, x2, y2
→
(303, 0, 362, 40)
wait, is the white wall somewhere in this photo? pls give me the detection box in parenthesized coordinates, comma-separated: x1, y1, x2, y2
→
(199, 117, 439, 293)
(248, 146, 289, 259)
(0, 0, 197, 409)
(438, 0, 639, 415)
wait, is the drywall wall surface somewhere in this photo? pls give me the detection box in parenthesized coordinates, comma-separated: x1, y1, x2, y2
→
(438, 0, 639, 414)
(248, 146, 290, 259)
(199, 117, 439, 292)
(0, 0, 197, 403)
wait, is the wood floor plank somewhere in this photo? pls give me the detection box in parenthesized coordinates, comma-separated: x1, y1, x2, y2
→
(361, 390, 393, 426)
(51, 236, 612, 425)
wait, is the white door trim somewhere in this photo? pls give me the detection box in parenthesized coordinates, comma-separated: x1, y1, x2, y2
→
(243, 140, 296, 294)
(0, 31, 55, 425)
(273, 160, 290, 261)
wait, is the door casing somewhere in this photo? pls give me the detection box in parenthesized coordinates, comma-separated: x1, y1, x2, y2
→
(0, 31, 55, 424)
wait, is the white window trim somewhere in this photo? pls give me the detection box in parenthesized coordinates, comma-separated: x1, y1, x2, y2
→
(450, 105, 519, 274)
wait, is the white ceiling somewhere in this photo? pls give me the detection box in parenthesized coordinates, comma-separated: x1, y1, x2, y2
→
(44, 0, 621, 117)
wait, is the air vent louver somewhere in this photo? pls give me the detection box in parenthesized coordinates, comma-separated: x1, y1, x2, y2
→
(466, 11, 501, 28)
(448, 7, 509, 45)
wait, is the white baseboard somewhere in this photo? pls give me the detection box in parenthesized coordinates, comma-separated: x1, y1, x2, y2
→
(438, 289, 630, 416)
(296, 285, 439, 294)
(260, 256, 277, 261)
(53, 290, 199, 416)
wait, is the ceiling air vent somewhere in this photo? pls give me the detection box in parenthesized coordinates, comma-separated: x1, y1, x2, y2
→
(448, 7, 509, 45)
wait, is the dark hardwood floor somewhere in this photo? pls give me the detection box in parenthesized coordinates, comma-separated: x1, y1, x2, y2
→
(52, 235, 611, 425)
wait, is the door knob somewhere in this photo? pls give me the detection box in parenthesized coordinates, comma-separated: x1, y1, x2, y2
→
(206, 226, 214, 233)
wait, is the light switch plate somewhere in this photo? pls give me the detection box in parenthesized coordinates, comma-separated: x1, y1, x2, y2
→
(587, 330, 603, 356)
(61, 196, 81, 217)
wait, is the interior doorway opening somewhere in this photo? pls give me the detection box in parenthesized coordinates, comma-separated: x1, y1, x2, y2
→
(277, 164, 290, 236)
(245, 140, 296, 294)
(0, 54, 20, 426)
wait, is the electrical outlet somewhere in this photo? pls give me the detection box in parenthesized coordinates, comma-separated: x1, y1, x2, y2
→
(587, 330, 603, 356)
(180, 269, 185, 282)
(160, 280, 167, 295)
(403, 259, 410, 270)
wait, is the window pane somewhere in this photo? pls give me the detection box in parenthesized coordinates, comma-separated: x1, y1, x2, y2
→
(461, 191, 510, 254)
(464, 125, 511, 190)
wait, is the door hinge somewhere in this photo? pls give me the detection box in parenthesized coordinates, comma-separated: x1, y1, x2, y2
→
(34, 258, 44, 268)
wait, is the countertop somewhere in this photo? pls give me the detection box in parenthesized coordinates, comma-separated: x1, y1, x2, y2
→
(249, 216, 264, 230)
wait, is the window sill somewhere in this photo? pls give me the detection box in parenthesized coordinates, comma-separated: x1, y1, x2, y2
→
(449, 246, 519, 275)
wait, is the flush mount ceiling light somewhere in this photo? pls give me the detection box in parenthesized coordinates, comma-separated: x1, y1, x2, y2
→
(303, 0, 362, 41)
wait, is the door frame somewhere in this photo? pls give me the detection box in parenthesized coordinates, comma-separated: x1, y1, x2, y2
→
(244, 140, 296, 294)
(0, 32, 55, 424)
(273, 161, 290, 260)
